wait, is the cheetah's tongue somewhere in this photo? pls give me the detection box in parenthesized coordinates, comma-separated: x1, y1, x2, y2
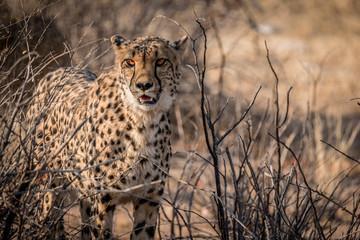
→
(139, 95, 152, 102)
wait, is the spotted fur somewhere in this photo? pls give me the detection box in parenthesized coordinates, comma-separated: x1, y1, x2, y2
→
(29, 35, 187, 239)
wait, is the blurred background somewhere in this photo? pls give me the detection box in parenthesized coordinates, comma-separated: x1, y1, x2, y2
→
(1, 0, 360, 238)
(3, 0, 360, 151)
(3, 0, 360, 114)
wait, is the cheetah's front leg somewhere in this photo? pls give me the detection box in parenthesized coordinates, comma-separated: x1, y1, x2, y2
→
(92, 193, 116, 239)
(79, 198, 94, 240)
(41, 192, 66, 239)
(40, 176, 68, 240)
(130, 197, 159, 240)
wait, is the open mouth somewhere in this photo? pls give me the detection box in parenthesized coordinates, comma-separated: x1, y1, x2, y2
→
(138, 95, 157, 105)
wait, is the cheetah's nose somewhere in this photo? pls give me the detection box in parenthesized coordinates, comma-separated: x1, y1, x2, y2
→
(135, 82, 153, 91)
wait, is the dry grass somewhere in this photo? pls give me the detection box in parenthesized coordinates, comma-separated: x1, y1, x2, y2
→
(1, 0, 360, 239)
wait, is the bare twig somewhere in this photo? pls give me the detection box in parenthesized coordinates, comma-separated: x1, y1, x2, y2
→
(320, 140, 360, 165)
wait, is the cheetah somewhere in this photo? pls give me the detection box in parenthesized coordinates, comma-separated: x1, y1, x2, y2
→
(28, 35, 187, 239)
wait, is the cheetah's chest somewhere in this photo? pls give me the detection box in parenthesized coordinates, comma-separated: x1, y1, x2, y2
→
(71, 113, 171, 196)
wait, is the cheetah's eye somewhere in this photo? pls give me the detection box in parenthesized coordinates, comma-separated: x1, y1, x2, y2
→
(125, 59, 135, 67)
(155, 58, 167, 67)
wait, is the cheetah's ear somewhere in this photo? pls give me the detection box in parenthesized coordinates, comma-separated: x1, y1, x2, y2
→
(171, 35, 188, 51)
(111, 35, 127, 49)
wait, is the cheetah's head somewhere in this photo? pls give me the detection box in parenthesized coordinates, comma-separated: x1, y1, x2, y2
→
(111, 35, 187, 113)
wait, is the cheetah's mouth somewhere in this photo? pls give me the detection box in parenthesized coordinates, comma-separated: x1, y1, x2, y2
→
(138, 95, 157, 105)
